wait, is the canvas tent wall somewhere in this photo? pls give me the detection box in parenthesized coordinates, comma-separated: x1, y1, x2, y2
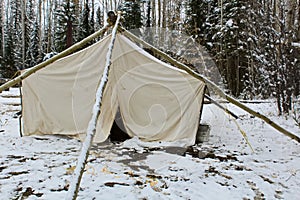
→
(21, 33, 206, 146)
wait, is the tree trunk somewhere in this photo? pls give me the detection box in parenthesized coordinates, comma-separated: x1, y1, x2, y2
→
(4, 0, 11, 60)
(66, 20, 73, 48)
(38, 0, 43, 59)
(151, 0, 156, 27)
(146, 0, 151, 27)
(1, 0, 5, 58)
(47, 0, 53, 53)
(66, 0, 73, 48)
(162, 0, 167, 28)
(298, 0, 300, 40)
(21, 0, 26, 68)
(91, 0, 95, 33)
(158, 0, 161, 27)
(220, 0, 223, 29)
(286, 0, 296, 34)
(105, 0, 108, 13)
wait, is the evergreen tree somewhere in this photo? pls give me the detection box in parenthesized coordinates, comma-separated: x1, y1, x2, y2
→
(95, 6, 103, 32)
(28, 21, 42, 67)
(2, 0, 22, 77)
(185, 0, 298, 113)
(54, 0, 78, 53)
(12, 0, 22, 64)
(186, 0, 245, 96)
(22, 0, 34, 69)
(250, 1, 278, 99)
(185, 0, 210, 42)
(3, 26, 16, 78)
(251, 1, 300, 114)
(78, 2, 92, 42)
(90, 0, 95, 34)
(146, 0, 151, 27)
(119, 0, 143, 31)
(271, 1, 299, 114)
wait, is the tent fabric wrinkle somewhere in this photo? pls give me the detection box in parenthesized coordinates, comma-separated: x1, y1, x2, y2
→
(21, 33, 206, 146)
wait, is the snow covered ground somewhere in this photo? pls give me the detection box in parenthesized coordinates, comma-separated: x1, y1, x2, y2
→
(0, 88, 299, 200)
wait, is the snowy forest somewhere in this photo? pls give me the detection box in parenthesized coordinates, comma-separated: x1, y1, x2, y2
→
(0, 0, 300, 116)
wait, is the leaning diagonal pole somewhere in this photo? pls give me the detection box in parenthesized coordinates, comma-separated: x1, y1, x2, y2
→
(204, 94, 238, 119)
(66, 13, 121, 200)
(0, 24, 110, 93)
(120, 27, 300, 143)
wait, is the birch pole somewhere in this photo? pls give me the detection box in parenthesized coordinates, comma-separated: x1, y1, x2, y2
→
(66, 13, 121, 200)
(0, 24, 110, 93)
(119, 27, 300, 143)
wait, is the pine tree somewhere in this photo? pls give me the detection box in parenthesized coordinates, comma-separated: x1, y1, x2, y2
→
(249, 1, 299, 114)
(236, 0, 267, 99)
(249, 1, 277, 99)
(119, 0, 143, 31)
(2, 0, 22, 77)
(90, 0, 95, 34)
(28, 21, 42, 67)
(44, 0, 55, 53)
(3, 26, 16, 78)
(185, 0, 211, 43)
(95, 6, 103, 32)
(186, 0, 247, 96)
(54, 0, 78, 53)
(146, 0, 151, 27)
(22, 0, 34, 69)
(272, 1, 298, 114)
(78, 1, 92, 42)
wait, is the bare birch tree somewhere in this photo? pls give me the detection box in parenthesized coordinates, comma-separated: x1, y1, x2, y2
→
(21, 0, 26, 68)
(151, 0, 156, 27)
(162, 0, 166, 28)
(1, 0, 4, 59)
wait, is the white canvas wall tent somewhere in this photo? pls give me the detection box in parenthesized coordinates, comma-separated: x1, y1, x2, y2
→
(21, 33, 207, 146)
(0, 21, 298, 145)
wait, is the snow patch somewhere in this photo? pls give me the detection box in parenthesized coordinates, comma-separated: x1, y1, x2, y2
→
(226, 19, 234, 27)
(1, 88, 300, 200)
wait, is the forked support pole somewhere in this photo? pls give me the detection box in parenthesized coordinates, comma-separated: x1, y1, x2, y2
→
(66, 12, 122, 200)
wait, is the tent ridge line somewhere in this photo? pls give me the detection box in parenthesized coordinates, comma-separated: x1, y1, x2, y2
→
(0, 24, 111, 93)
(119, 27, 300, 143)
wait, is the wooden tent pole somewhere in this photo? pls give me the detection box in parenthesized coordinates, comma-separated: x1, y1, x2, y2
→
(0, 24, 110, 93)
(66, 13, 121, 200)
(119, 27, 300, 143)
(205, 94, 238, 119)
